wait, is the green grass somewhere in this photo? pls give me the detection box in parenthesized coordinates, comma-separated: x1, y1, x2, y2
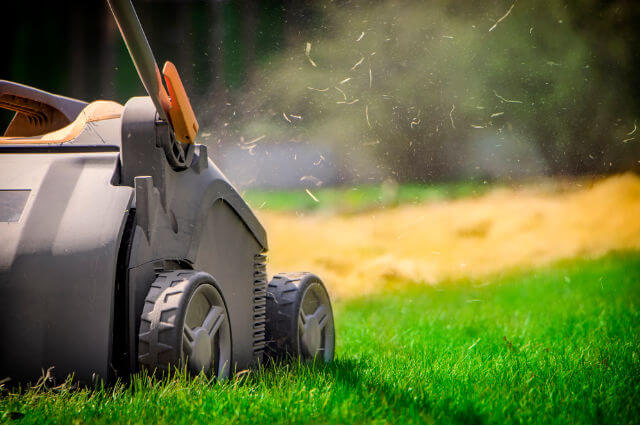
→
(242, 181, 491, 212)
(2, 253, 640, 424)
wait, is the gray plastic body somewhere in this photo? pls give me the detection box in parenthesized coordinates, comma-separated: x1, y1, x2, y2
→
(0, 96, 268, 384)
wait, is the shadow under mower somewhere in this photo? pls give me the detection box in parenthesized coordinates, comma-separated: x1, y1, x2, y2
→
(0, 0, 334, 385)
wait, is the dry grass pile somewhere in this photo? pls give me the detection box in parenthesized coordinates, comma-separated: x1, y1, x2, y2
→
(259, 173, 640, 298)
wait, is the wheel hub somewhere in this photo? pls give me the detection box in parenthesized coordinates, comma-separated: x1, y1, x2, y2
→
(303, 315, 322, 354)
(189, 327, 212, 373)
(182, 283, 231, 378)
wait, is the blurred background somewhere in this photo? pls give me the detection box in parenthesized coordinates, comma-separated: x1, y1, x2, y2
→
(2, 2, 640, 419)
(2, 0, 639, 189)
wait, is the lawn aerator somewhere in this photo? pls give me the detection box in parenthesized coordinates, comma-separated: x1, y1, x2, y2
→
(0, 0, 334, 385)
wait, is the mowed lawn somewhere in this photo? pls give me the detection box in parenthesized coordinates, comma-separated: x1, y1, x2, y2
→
(1, 252, 639, 424)
(242, 181, 490, 213)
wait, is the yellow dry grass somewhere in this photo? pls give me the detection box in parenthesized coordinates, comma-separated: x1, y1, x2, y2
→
(258, 173, 640, 299)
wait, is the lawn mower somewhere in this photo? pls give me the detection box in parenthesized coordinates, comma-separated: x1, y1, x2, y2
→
(0, 0, 334, 385)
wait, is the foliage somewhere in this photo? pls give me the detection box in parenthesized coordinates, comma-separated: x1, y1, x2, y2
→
(2, 252, 639, 424)
(3, 1, 639, 182)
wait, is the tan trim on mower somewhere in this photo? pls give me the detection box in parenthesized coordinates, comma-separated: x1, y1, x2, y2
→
(0, 100, 123, 144)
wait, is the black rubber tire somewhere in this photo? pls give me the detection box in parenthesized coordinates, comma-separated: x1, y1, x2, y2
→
(138, 269, 232, 378)
(265, 272, 335, 362)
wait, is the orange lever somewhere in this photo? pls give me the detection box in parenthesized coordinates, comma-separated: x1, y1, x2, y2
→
(162, 61, 199, 144)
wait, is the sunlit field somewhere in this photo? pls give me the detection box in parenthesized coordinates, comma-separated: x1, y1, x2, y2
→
(2, 177, 639, 424)
(255, 173, 640, 299)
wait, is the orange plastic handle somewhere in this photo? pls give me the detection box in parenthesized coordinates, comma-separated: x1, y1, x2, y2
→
(162, 61, 199, 144)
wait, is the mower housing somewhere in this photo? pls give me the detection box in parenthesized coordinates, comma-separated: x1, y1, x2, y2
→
(0, 84, 269, 384)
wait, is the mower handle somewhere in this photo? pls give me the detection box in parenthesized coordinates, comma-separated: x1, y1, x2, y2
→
(106, 0, 198, 144)
(106, 0, 170, 122)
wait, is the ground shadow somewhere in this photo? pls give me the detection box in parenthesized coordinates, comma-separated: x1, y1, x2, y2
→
(290, 357, 485, 424)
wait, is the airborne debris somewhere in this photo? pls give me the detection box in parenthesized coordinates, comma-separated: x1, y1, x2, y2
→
(334, 86, 348, 102)
(305, 42, 317, 67)
(628, 121, 637, 135)
(494, 90, 523, 104)
(282, 112, 292, 123)
(365, 104, 372, 128)
(307, 87, 329, 92)
(351, 57, 365, 71)
(489, 2, 516, 32)
(337, 98, 359, 105)
(245, 135, 266, 145)
(449, 104, 456, 129)
(239, 134, 266, 155)
(240, 144, 257, 155)
(491, 112, 505, 118)
(468, 338, 482, 350)
(300, 176, 323, 187)
(340, 77, 352, 84)
(356, 32, 365, 42)
(369, 68, 373, 88)
(305, 188, 320, 202)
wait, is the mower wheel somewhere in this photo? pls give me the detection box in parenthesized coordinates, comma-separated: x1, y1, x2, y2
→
(265, 272, 335, 363)
(138, 270, 232, 379)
